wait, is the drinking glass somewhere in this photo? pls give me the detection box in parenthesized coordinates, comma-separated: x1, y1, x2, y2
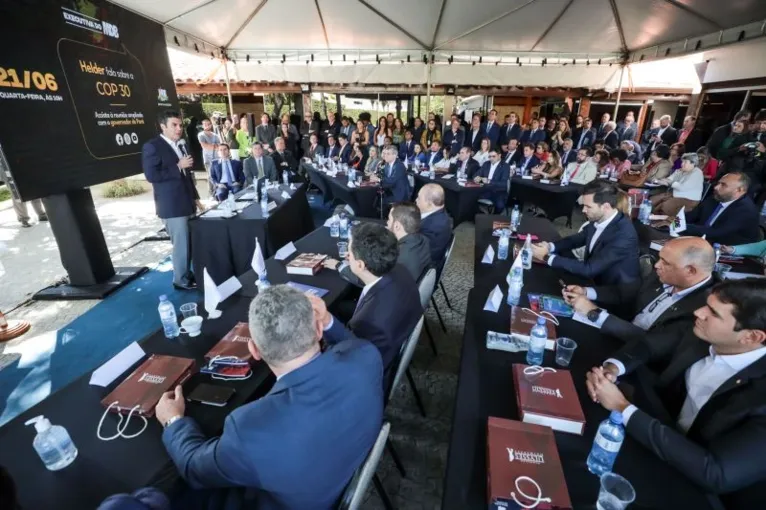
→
(555, 337, 577, 367)
(337, 242, 349, 259)
(714, 263, 732, 276)
(179, 302, 198, 319)
(597, 473, 635, 510)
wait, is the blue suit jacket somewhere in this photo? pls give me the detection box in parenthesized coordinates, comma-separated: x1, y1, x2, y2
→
(521, 129, 546, 145)
(162, 339, 383, 510)
(573, 128, 596, 149)
(326, 144, 340, 160)
(685, 195, 759, 245)
(413, 152, 428, 166)
(324, 265, 422, 371)
(424, 151, 444, 167)
(499, 123, 522, 145)
(443, 129, 465, 152)
(477, 161, 510, 189)
(210, 159, 245, 187)
(517, 155, 541, 174)
(482, 121, 501, 149)
(381, 159, 410, 202)
(420, 207, 453, 264)
(338, 144, 352, 164)
(464, 127, 486, 152)
(559, 149, 577, 167)
(551, 212, 640, 285)
(142, 136, 199, 219)
(399, 139, 416, 161)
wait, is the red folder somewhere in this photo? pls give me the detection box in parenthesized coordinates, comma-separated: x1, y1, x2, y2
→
(513, 364, 585, 435)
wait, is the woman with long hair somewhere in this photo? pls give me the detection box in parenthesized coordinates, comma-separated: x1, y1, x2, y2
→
(532, 150, 564, 179)
(473, 138, 491, 166)
(392, 118, 405, 145)
(374, 117, 391, 148)
(420, 119, 441, 148)
(353, 119, 370, 148)
(550, 119, 571, 152)
(365, 146, 382, 174)
(412, 143, 427, 166)
(348, 143, 365, 169)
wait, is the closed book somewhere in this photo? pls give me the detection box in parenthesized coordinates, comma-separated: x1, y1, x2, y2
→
(101, 355, 196, 417)
(285, 253, 327, 275)
(487, 417, 572, 510)
(513, 364, 585, 435)
(205, 322, 253, 362)
(510, 306, 557, 343)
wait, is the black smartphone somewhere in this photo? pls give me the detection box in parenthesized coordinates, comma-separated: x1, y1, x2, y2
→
(187, 383, 235, 407)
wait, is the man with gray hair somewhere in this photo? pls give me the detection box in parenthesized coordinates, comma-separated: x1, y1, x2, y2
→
(416, 183, 453, 263)
(602, 121, 620, 150)
(369, 144, 409, 203)
(155, 285, 383, 509)
(562, 236, 716, 350)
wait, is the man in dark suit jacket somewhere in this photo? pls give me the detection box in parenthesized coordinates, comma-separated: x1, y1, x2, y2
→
(475, 151, 511, 210)
(450, 146, 481, 177)
(316, 223, 422, 373)
(481, 109, 501, 149)
(681, 172, 759, 245)
(521, 119, 546, 146)
(595, 113, 611, 139)
(517, 143, 541, 175)
(322, 112, 341, 145)
(411, 117, 425, 146)
(532, 180, 640, 285)
(677, 115, 705, 153)
(647, 115, 679, 153)
(416, 183, 453, 264)
(142, 110, 203, 290)
(564, 237, 715, 350)
(209, 144, 245, 201)
(305, 132, 325, 160)
(325, 134, 341, 160)
(558, 138, 577, 167)
(464, 114, 485, 153)
(602, 122, 620, 149)
(399, 130, 416, 161)
(618, 119, 638, 142)
(587, 279, 766, 509)
(271, 137, 298, 182)
(336, 134, 352, 165)
(243, 142, 278, 185)
(501, 139, 523, 168)
(255, 113, 277, 150)
(442, 123, 465, 154)
(706, 110, 751, 159)
(573, 118, 597, 149)
(157, 285, 384, 510)
(371, 146, 409, 203)
(499, 113, 522, 149)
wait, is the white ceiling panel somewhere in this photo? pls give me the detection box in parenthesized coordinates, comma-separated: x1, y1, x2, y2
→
(319, 0, 426, 49)
(433, 0, 537, 49)
(231, 0, 327, 50)
(166, 0, 257, 47)
(109, 0, 213, 24)
(533, 0, 623, 53)
(615, 0, 712, 50)
(364, 0, 445, 47)
(674, 0, 766, 29)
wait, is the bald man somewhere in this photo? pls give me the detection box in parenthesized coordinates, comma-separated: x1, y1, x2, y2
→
(416, 183, 453, 264)
(563, 236, 716, 352)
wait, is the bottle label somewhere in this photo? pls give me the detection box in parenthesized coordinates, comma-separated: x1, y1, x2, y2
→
(594, 434, 622, 453)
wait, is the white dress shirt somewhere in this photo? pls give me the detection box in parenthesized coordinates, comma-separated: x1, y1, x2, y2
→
(428, 151, 439, 166)
(708, 199, 735, 225)
(473, 151, 489, 166)
(504, 150, 517, 165)
(323, 275, 381, 331)
(487, 162, 499, 181)
(548, 210, 618, 265)
(161, 134, 183, 159)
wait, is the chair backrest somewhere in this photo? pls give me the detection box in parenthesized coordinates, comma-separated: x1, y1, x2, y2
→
(436, 234, 457, 281)
(388, 316, 424, 401)
(337, 421, 391, 510)
(701, 181, 713, 201)
(417, 268, 437, 311)
(639, 253, 657, 280)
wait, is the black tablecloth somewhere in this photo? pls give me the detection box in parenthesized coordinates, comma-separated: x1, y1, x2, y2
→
(411, 173, 485, 226)
(509, 177, 583, 225)
(307, 165, 380, 218)
(442, 215, 721, 510)
(190, 184, 314, 284)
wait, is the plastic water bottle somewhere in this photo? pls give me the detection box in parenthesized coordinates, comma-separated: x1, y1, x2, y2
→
(714, 243, 721, 263)
(260, 189, 270, 217)
(330, 216, 340, 237)
(256, 272, 271, 292)
(561, 171, 570, 186)
(339, 215, 349, 239)
(526, 317, 547, 365)
(521, 235, 533, 270)
(282, 170, 289, 185)
(639, 197, 652, 225)
(510, 205, 520, 232)
(587, 411, 626, 476)
(226, 194, 236, 214)
(760, 201, 766, 219)
(429, 167, 436, 180)
(158, 295, 179, 339)
(498, 230, 509, 260)
(25, 415, 78, 471)
(507, 267, 523, 306)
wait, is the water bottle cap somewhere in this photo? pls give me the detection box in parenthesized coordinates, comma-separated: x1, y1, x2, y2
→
(713, 243, 721, 248)
(537, 317, 547, 325)
(25, 415, 52, 433)
(609, 410, 624, 425)
(159, 294, 168, 301)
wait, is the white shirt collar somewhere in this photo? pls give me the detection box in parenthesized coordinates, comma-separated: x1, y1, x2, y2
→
(160, 134, 178, 149)
(708, 345, 766, 373)
(663, 274, 712, 298)
(718, 199, 736, 209)
(361, 276, 382, 298)
(594, 209, 619, 230)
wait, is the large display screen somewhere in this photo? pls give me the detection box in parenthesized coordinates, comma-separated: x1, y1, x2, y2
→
(0, 0, 178, 200)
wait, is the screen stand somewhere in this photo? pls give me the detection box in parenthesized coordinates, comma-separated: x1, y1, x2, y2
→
(33, 188, 147, 300)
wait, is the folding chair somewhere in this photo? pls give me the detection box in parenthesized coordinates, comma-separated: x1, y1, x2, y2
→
(388, 317, 426, 418)
(434, 235, 457, 318)
(417, 268, 439, 356)
(337, 422, 393, 510)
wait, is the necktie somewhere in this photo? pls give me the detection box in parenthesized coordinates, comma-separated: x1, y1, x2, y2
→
(386, 164, 391, 177)
(570, 164, 581, 179)
(257, 158, 263, 178)
(223, 160, 233, 183)
(706, 203, 724, 226)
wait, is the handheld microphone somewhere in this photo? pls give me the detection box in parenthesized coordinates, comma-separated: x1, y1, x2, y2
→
(178, 139, 188, 157)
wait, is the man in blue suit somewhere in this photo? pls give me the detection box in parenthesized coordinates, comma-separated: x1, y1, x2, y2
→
(156, 285, 383, 510)
(517, 143, 541, 175)
(142, 110, 204, 290)
(312, 223, 422, 373)
(521, 119, 546, 145)
(475, 150, 511, 211)
(573, 117, 597, 149)
(399, 130, 416, 161)
(559, 138, 577, 167)
(209, 144, 245, 202)
(370, 145, 409, 203)
(416, 183, 453, 264)
(464, 114, 485, 153)
(443, 122, 465, 154)
(326, 134, 341, 160)
(337, 134, 352, 164)
(424, 141, 444, 167)
(499, 112, 522, 149)
(532, 180, 640, 285)
(482, 109, 501, 150)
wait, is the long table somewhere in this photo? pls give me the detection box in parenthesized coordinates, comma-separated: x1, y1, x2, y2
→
(190, 184, 314, 284)
(442, 215, 722, 510)
(509, 177, 583, 226)
(0, 223, 353, 509)
(307, 165, 380, 218)
(411, 172, 486, 226)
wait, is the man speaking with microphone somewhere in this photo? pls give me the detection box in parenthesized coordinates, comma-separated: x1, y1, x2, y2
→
(142, 110, 205, 290)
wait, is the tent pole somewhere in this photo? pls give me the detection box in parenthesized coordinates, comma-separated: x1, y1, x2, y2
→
(613, 65, 625, 119)
(223, 57, 235, 118)
(426, 55, 432, 117)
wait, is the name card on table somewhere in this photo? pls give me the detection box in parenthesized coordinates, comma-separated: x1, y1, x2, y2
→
(481, 245, 495, 264)
(281, 191, 291, 200)
(275, 242, 297, 261)
(484, 285, 503, 312)
(540, 179, 551, 184)
(609, 177, 618, 182)
(90, 342, 146, 387)
(522, 175, 534, 180)
(441, 174, 455, 179)
(267, 201, 277, 211)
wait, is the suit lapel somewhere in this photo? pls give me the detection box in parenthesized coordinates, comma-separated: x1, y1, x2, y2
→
(587, 213, 621, 257)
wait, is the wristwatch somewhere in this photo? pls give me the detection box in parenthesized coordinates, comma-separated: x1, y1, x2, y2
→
(587, 308, 603, 322)
(163, 415, 183, 429)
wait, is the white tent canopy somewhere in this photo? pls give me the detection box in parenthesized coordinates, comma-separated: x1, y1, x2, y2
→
(111, 0, 766, 87)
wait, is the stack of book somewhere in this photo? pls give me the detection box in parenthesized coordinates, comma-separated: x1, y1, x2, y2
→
(286, 253, 327, 275)
(513, 364, 585, 435)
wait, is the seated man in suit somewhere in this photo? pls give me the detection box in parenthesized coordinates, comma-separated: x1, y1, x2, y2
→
(325, 202, 431, 286)
(369, 145, 409, 203)
(563, 237, 715, 349)
(672, 172, 759, 245)
(532, 180, 640, 285)
(325, 133, 340, 160)
(209, 144, 245, 202)
(517, 143, 541, 175)
(243, 141, 278, 186)
(450, 146, 480, 177)
(336, 133, 352, 165)
(442, 120, 465, 155)
(416, 183, 453, 265)
(501, 138, 523, 168)
(298, 133, 324, 179)
(521, 119, 546, 145)
(587, 278, 766, 508)
(474, 150, 510, 211)
(562, 147, 599, 185)
(156, 285, 383, 510)
(271, 136, 298, 182)
(399, 129, 416, 161)
(559, 138, 577, 167)
(312, 223, 422, 372)
(425, 140, 444, 168)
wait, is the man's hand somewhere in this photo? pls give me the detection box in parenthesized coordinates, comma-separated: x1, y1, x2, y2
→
(473, 176, 481, 183)
(563, 285, 586, 298)
(322, 257, 340, 270)
(195, 201, 206, 213)
(586, 367, 630, 412)
(155, 385, 185, 426)
(178, 155, 194, 169)
(306, 293, 331, 329)
(369, 175, 380, 183)
(721, 245, 735, 254)
(217, 183, 227, 190)
(602, 362, 620, 382)
(568, 294, 599, 315)
(531, 242, 550, 260)
(757, 142, 765, 154)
